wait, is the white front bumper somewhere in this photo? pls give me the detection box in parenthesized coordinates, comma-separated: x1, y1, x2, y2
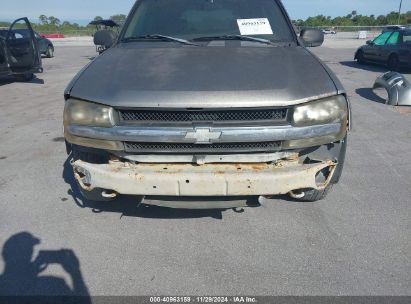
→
(73, 159, 336, 197)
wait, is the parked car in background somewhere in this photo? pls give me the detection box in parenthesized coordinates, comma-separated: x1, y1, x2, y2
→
(382, 25, 407, 33)
(0, 28, 54, 58)
(13, 29, 54, 58)
(33, 31, 54, 58)
(0, 17, 42, 81)
(355, 29, 411, 71)
(322, 29, 336, 35)
(64, 0, 350, 208)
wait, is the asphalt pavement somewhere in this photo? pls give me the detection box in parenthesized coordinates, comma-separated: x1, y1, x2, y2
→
(0, 43, 410, 296)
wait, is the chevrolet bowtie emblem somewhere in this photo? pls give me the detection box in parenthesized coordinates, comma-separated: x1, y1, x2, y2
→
(185, 128, 222, 144)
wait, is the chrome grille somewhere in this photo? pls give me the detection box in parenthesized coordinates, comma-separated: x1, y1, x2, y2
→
(119, 109, 287, 123)
(124, 141, 281, 154)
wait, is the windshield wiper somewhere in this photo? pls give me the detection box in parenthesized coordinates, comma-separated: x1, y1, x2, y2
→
(191, 35, 275, 45)
(121, 34, 199, 46)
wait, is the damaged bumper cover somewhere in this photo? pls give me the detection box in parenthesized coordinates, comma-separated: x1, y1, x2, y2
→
(72, 158, 337, 197)
(373, 72, 411, 106)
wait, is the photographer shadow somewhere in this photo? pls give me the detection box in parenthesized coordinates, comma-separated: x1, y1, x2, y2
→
(0, 232, 90, 301)
(0, 74, 45, 86)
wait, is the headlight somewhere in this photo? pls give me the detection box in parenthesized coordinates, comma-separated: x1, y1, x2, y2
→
(292, 95, 348, 127)
(64, 99, 116, 128)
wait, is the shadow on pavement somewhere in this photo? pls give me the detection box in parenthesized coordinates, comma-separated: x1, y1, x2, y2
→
(62, 157, 259, 219)
(0, 232, 90, 302)
(82, 56, 96, 61)
(0, 75, 44, 86)
(339, 60, 388, 73)
(340, 60, 411, 75)
(355, 88, 387, 104)
(0, 76, 14, 86)
(28, 76, 45, 84)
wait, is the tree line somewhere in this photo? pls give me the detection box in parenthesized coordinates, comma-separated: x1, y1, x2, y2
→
(294, 10, 411, 27)
(2, 11, 410, 35)
(0, 15, 127, 36)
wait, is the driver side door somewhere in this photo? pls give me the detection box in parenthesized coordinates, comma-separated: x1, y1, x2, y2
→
(379, 31, 400, 62)
(4, 17, 42, 74)
(364, 32, 391, 61)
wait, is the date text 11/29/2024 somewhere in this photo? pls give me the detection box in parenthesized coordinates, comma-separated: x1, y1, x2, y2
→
(149, 296, 257, 303)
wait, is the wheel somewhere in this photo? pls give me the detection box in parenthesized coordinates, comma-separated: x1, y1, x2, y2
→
(46, 45, 54, 58)
(71, 149, 116, 202)
(356, 50, 365, 64)
(16, 73, 34, 82)
(388, 54, 400, 71)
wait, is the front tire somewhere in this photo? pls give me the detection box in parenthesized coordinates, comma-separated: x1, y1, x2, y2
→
(388, 54, 400, 71)
(356, 50, 365, 64)
(16, 73, 34, 82)
(46, 45, 54, 58)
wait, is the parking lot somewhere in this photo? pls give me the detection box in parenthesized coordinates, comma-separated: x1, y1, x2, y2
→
(0, 39, 410, 296)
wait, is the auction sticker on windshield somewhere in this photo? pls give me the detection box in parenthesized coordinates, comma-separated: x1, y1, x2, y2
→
(237, 18, 273, 35)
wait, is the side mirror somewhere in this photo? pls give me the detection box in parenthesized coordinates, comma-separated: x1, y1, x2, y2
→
(366, 40, 374, 45)
(300, 28, 324, 47)
(93, 30, 116, 48)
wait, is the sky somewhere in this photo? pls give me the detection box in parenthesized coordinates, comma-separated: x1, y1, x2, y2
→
(0, 0, 409, 25)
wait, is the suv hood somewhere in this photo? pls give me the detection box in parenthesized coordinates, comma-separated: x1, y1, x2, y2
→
(68, 44, 338, 108)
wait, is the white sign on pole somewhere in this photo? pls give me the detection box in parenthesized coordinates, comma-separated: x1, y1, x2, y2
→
(358, 31, 368, 39)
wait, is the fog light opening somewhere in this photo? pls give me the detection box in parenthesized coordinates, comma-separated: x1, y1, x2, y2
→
(315, 168, 328, 186)
(73, 166, 92, 190)
(315, 163, 337, 189)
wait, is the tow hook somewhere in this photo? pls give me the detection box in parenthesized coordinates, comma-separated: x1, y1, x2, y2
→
(101, 190, 118, 199)
(289, 190, 305, 199)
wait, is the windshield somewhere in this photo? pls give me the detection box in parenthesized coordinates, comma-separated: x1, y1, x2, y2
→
(123, 0, 294, 43)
